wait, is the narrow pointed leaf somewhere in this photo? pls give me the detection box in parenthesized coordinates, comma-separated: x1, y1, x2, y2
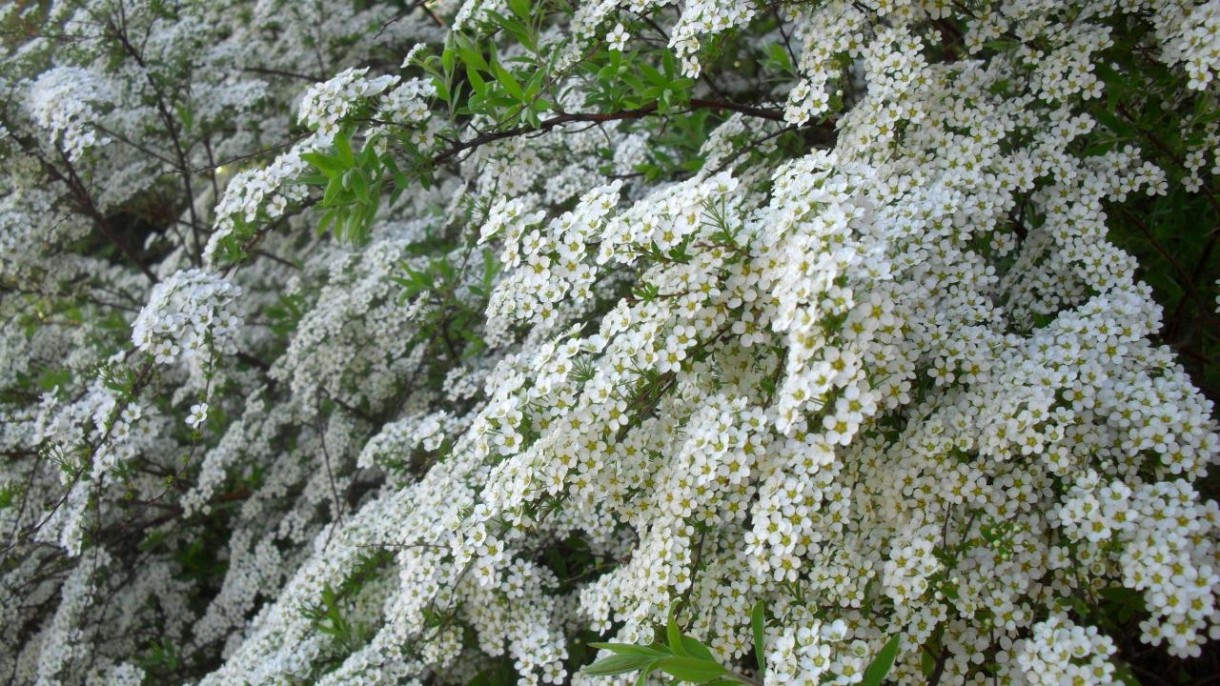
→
(667, 609, 686, 656)
(588, 643, 669, 659)
(492, 60, 523, 100)
(680, 636, 716, 662)
(751, 601, 766, 675)
(654, 656, 728, 683)
(860, 635, 902, 686)
(583, 654, 657, 677)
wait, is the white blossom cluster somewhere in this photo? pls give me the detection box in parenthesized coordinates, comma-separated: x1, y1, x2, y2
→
(23, 67, 113, 162)
(1014, 613, 1118, 685)
(1157, 0, 1220, 90)
(379, 77, 437, 126)
(299, 68, 401, 139)
(206, 145, 316, 261)
(131, 268, 243, 367)
(665, 0, 756, 77)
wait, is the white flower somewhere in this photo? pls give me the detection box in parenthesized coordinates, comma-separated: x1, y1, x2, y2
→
(186, 402, 209, 429)
(606, 24, 629, 52)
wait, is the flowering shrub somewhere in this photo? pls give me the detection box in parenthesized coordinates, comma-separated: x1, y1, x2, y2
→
(2, 1, 1219, 685)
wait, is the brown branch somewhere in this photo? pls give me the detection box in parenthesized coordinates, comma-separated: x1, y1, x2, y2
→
(689, 98, 786, 121)
(0, 280, 141, 312)
(91, 123, 175, 167)
(50, 148, 160, 283)
(240, 65, 324, 82)
(927, 644, 949, 686)
(433, 103, 661, 166)
(107, 15, 204, 264)
(251, 249, 301, 271)
(191, 135, 308, 174)
(375, 0, 443, 39)
(432, 99, 787, 168)
(712, 124, 799, 175)
(235, 351, 271, 371)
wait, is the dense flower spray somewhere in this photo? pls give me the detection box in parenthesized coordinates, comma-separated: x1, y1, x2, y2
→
(1, 1, 1219, 685)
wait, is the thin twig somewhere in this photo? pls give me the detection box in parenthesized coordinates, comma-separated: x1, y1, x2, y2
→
(316, 395, 347, 549)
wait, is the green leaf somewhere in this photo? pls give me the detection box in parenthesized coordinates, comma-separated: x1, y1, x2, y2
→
(1098, 586, 1144, 608)
(492, 60, 524, 100)
(583, 654, 658, 677)
(466, 64, 488, 97)
(1112, 662, 1141, 686)
(488, 10, 536, 53)
(0, 483, 16, 510)
(860, 635, 902, 686)
(751, 601, 766, 675)
(636, 662, 660, 686)
(301, 151, 344, 176)
(507, 0, 530, 22)
(640, 62, 666, 87)
(321, 178, 344, 206)
(334, 130, 356, 167)
(318, 209, 335, 235)
(349, 171, 369, 202)
(680, 636, 716, 663)
(433, 77, 451, 103)
(176, 103, 195, 132)
(455, 34, 489, 72)
(297, 172, 331, 186)
(766, 44, 794, 75)
(587, 643, 670, 658)
(442, 37, 457, 76)
(654, 656, 728, 683)
(359, 140, 380, 168)
(668, 608, 686, 655)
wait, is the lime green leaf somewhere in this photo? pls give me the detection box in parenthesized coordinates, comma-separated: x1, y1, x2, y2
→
(455, 34, 489, 72)
(492, 61, 524, 100)
(860, 635, 902, 686)
(654, 656, 728, 683)
(668, 609, 686, 656)
(583, 654, 658, 677)
(680, 636, 716, 663)
(508, 0, 530, 21)
(751, 601, 766, 675)
(301, 151, 344, 176)
(334, 131, 356, 167)
(588, 643, 670, 659)
(466, 64, 487, 97)
(636, 662, 659, 686)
